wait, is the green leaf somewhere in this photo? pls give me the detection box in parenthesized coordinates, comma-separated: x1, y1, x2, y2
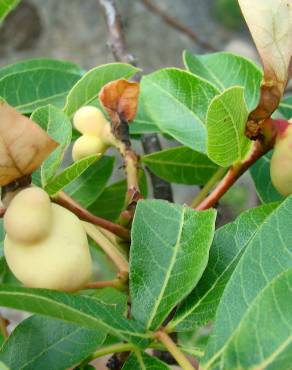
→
(278, 96, 292, 119)
(122, 352, 170, 369)
(64, 63, 138, 117)
(0, 0, 20, 21)
(31, 105, 72, 186)
(0, 362, 9, 370)
(0, 286, 149, 346)
(250, 151, 284, 203)
(138, 68, 219, 151)
(0, 59, 84, 113)
(44, 155, 99, 195)
(183, 50, 262, 110)
(0, 219, 4, 254)
(0, 59, 83, 80)
(202, 196, 292, 369)
(0, 316, 106, 370)
(88, 180, 127, 221)
(0, 220, 6, 284)
(87, 287, 128, 314)
(207, 87, 251, 167)
(170, 202, 278, 332)
(130, 101, 162, 135)
(64, 156, 115, 207)
(142, 146, 219, 185)
(220, 269, 292, 369)
(130, 200, 216, 330)
(88, 170, 148, 221)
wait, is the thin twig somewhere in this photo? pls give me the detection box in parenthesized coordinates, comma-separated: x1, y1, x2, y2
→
(85, 278, 126, 290)
(98, 0, 135, 64)
(191, 167, 228, 208)
(0, 314, 9, 340)
(112, 136, 141, 203)
(82, 221, 129, 272)
(195, 141, 270, 210)
(98, 0, 173, 202)
(155, 331, 195, 370)
(88, 343, 135, 362)
(141, 0, 217, 52)
(53, 191, 130, 241)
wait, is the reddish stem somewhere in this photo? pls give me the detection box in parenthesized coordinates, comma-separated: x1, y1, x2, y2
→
(54, 191, 130, 241)
(195, 141, 270, 210)
(0, 315, 9, 339)
(85, 279, 125, 290)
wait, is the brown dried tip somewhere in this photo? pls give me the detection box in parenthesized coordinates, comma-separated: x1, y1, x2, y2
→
(99, 79, 139, 123)
(0, 102, 58, 186)
(239, 0, 292, 124)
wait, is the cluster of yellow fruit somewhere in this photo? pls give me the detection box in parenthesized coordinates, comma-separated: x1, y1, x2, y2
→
(3, 106, 292, 293)
(72, 106, 114, 161)
(3, 106, 113, 292)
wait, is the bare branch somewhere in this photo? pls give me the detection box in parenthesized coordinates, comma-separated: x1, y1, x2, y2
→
(98, 0, 173, 202)
(195, 141, 270, 210)
(53, 191, 131, 241)
(98, 0, 135, 64)
(141, 0, 217, 52)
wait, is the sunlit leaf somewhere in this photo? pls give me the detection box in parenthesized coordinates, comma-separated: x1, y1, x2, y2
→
(207, 87, 251, 166)
(130, 200, 216, 330)
(0, 0, 20, 21)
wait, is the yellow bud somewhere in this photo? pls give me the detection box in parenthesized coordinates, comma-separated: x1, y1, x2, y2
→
(73, 106, 108, 136)
(72, 135, 108, 162)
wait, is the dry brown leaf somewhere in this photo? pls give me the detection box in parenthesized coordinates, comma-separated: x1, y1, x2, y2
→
(99, 79, 139, 123)
(0, 102, 58, 186)
(239, 0, 292, 96)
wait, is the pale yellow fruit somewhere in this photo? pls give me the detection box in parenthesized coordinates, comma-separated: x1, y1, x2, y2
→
(4, 187, 52, 244)
(72, 135, 108, 161)
(4, 192, 92, 291)
(73, 106, 108, 136)
(270, 124, 292, 196)
(101, 121, 115, 146)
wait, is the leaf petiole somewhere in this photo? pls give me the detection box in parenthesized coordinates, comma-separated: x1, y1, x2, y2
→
(155, 330, 195, 370)
(82, 222, 129, 273)
(191, 167, 228, 208)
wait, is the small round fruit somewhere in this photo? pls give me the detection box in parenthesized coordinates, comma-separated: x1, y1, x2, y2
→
(72, 135, 108, 161)
(270, 124, 292, 196)
(4, 203, 92, 291)
(73, 106, 108, 136)
(4, 187, 53, 244)
(101, 121, 115, 146)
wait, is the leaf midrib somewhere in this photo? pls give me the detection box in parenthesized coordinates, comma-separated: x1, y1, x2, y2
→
(202, 202, 287, 368)
(14, 326, 85, 369)
(170, 209, 271, 329)
(0, 291, 146, 340)
(145, 205, 186, 329)
(143, 157, 217, 170)
(0, 66, 82, 82)
(145, 78, 205, 130)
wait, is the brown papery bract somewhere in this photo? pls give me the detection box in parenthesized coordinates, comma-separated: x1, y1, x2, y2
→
(0, 102, 58, 186)
(239, 0, 292, 121)
(99, 79, 139, 123)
